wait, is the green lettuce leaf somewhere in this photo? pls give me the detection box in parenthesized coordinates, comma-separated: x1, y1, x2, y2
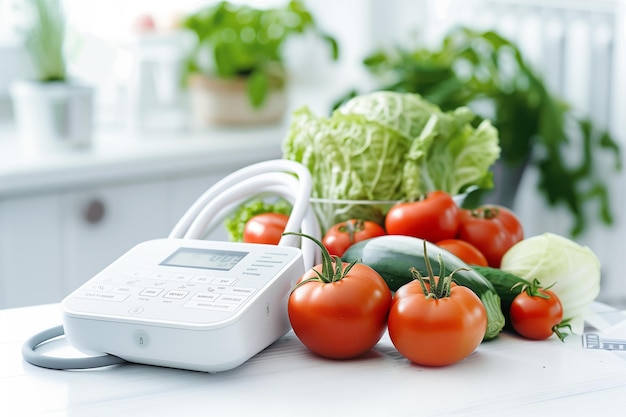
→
(283, 106, 411, 201)
(335, 91, 442, 141)
(402, 111, 500, 198)
(224, 198, 292, 242)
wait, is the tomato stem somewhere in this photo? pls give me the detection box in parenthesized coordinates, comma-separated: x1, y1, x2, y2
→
(283, 231, 359, 287)
(337, 219, 365, 244)
(512, 278, 553, 299)
(410, 241, 467, 299)
(551, 318, 572, 342)
(471, 207, 500, 220)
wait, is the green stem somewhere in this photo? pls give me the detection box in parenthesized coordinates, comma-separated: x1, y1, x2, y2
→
(552, 319, 572, 342)
(338, 219, 365, 244)
(283, 231, 358, 284)
(411, 240, 471, 300)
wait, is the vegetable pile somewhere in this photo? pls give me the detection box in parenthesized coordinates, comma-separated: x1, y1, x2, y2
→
(225, 90, 603, 368)
(288, 194, 602, 365)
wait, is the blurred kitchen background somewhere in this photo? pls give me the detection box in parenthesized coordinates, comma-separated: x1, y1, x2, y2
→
(0, 0, 625, 309)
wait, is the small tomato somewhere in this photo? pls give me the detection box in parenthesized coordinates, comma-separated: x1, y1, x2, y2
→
(322, 219, 386, 257)
(243, 213, 289, 245)
(385, 191, 460, 243)
(510, 279, 569, 341)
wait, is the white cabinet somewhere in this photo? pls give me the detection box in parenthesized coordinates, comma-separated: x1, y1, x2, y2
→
(61, 180, 174, 295)
(0, 179, 179, 308)
(0, 193, 64, 307)
(0, 171, 258, 309)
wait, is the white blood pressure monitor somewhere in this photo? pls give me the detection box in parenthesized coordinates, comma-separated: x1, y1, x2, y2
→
(62, 238, 305, 373)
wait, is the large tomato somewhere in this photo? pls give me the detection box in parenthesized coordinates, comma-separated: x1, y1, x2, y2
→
(457, 205, 523, 268)
(385, 191, 460, 243)
(388, 257, 487, 366)
(243, 213, 289, 245)
(510, 279, 568, 341)
(287, 232, 392, 359)
(322, 219, 386, 257)
(436, 239, 488, 267)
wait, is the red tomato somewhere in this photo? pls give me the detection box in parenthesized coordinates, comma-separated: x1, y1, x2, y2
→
(388, 277, 487, 366)
(243, 213, 289, 245)
(322, 219, 386, 257)
(436, 239, 488, 267)
(510, 281, 566, 340)
(385, 191, 460, 243)
(457, 205, 523, 268)
(288, 262, 392, 359)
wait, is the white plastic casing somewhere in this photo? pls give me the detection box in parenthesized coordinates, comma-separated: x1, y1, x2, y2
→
(61, 239, 304, 372)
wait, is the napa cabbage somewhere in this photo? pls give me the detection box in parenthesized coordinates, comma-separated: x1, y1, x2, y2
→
(282, 91, 500, 203)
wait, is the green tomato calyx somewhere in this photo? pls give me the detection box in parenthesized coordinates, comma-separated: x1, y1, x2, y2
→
(470, 206, 500, 220)
(552, 319, 572, 342)
(410, 240, 468, 299)
(337, 219, 366, 243)
(512, 278, 554, 300)
(283, 232, 359, 289)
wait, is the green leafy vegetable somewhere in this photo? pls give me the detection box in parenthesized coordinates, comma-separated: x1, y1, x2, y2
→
(335, 92, 500, 199)
(500, 232, 601, 334)
(224, 198, 292, 242)
(282, 91, 500, 219)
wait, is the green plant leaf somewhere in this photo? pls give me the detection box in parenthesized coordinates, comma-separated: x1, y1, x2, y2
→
(23, 0, 67, 81)
(247, 70, 269, 108)
(321, 33, 340, 61)
(181, 0, 339, 107)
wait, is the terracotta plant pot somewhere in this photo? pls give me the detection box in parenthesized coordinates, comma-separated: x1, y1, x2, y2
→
(187, 74, 287, 127)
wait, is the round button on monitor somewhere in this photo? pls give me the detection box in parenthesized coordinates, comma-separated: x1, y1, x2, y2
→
(134, 330, 150, 348)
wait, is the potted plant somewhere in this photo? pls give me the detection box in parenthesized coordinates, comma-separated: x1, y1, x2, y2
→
(334, 27, 621, 237)
(181, 0, 338, 126)
(9, 0, 94, 153)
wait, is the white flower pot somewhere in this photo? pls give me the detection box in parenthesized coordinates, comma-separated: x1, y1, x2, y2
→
(9, 80, 94, 153)
(187, 74, 287, 127)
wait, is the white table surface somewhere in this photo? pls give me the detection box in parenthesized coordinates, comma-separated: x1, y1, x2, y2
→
(2, 303, 626, 417)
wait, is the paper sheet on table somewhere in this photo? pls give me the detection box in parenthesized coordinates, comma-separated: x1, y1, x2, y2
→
(582, 302, 626, 358)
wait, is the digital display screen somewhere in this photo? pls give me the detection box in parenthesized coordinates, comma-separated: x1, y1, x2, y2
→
(160, 247, 248, 271)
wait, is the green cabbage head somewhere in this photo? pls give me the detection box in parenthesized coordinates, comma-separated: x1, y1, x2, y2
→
(283, 91, 500, 201)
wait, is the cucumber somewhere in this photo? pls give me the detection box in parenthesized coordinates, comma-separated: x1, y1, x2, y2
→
(471, 265, 531, 325)
(342, 235, 505, 340)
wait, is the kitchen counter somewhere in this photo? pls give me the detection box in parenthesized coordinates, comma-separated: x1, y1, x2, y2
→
(0, 123, 288, 197)
(2, 302, 626, 416)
